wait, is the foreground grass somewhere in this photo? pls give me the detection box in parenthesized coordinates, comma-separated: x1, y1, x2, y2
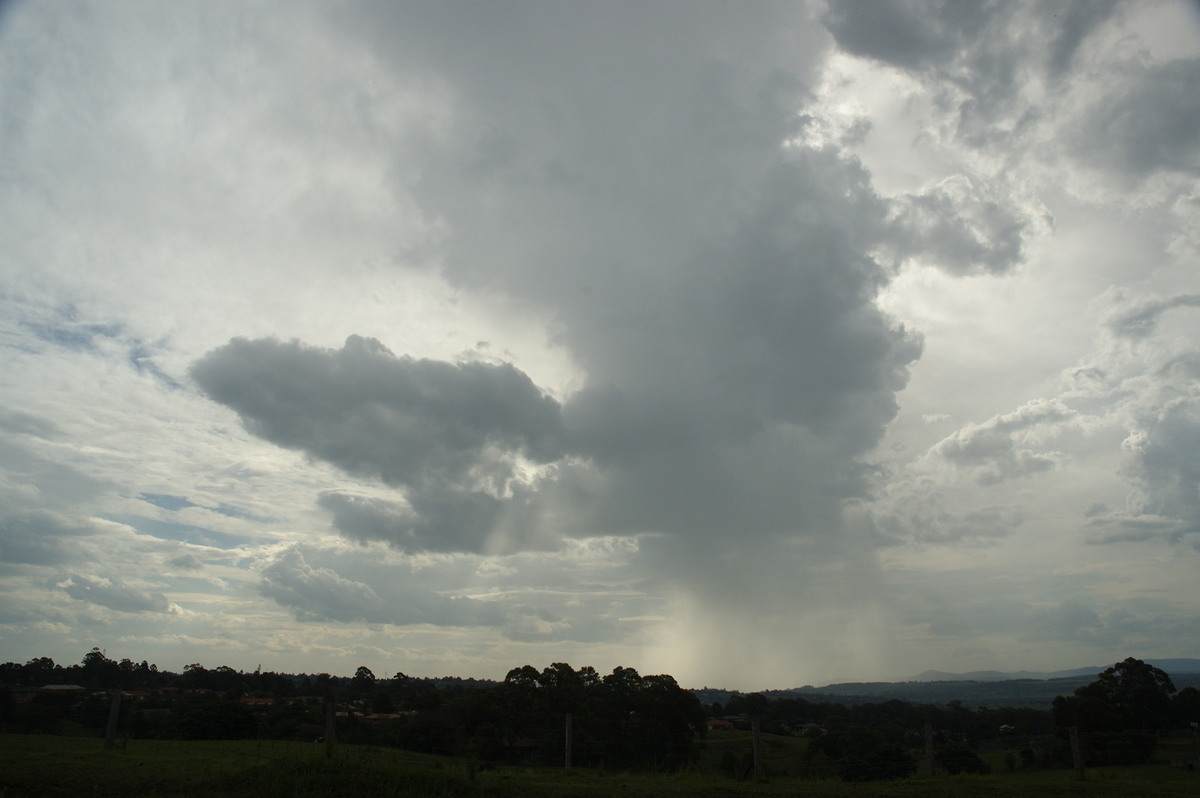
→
(1, 734, 1197, 797)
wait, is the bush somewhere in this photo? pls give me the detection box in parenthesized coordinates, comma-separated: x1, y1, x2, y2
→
(936, 744, 990, 774)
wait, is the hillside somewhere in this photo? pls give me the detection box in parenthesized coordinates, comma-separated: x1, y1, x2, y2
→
(691, 659, 1200, 709)
(910, 658, 1200, 682)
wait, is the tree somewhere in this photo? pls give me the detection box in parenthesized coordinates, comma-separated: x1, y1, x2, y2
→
(806, 726, 917, 782)
(936, 744, 990, 775)
(353, 666, 376, 694)
(1074, 657, 1176, 732)
(80, 648, 121, 688)
(1052, 657, 1177, 767)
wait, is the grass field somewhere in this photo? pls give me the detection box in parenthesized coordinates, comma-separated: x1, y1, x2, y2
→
(1, 732, 1197, 797)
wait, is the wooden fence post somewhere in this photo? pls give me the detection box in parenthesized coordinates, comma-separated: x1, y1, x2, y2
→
(751, 718, 762, 780)
(325, 697, 337, 758)
(103, 689, 122, 751)
(1069, 726, 1083, 777)
(924, 722, 935, 775)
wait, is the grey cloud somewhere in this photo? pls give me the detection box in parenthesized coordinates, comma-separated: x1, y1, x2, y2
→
(1079, 58, 1200, 181)
(319, 492, 419, 548)
(1107, 293, 1200, 338)
(183, 0, 1059, 667)
(0, 410, 60, 439)
(825, 0, 1127, 160)
(0, 510, 99, 566)
(887, 176, 1029, 275)
(319, 489, 552, 554)
(822, 0, 997, 71)
(1043, 0, 1122, 77)
(1024, 600, 1104, 644)
(260, 549, 388, 623)
(192, 334, 565, 485)
(193, 336, 567, 554)
(258, 538, 652, 644)
(20, 318, 123, 352)
(259, 547, 505, 627)
(823, 0, 1121, 95)
(1084, 513, 1198, 549)
(1117, 401, 1200, 547)
(930, 399, 1076, 484)
(0, 439, 112, 508)
(921, 591, 1200, 651)
(170, 553, 204, 571)
(876, 494, 1025, 546)
(59, 574, 172, 614)
(196, 157, 927, 560)
(926, 596, 1027, 637)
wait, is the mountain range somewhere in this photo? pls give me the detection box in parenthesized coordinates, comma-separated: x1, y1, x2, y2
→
(906, 658, 1200, 682)
(691, 659, 1200, 710)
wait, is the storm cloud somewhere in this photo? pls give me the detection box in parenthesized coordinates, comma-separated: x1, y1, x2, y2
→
(3, 0, 1198, 686)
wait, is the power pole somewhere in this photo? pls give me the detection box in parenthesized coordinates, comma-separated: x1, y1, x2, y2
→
(564, 713, 573, 769)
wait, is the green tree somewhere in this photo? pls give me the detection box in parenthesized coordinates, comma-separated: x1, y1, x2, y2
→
(807, 726, 917, 782)
(1074, 657, 1176, 732)
(1052, 657, 1176, 766)
(352, 665, 377, 698)
(80, 648, 121, 688)
(1173, 686, 1200, 726)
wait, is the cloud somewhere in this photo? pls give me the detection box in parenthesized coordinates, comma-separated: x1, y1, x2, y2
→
(5, 0, 1196, 685)
(929, 399, 1077, 484)
(192, 335, 568, 553)
(259, 547, 504, 627)
(1059, 291, 1200, 549)
(821, 0, 1118, 117)
(1116, 402, 1200, 547)
(192, 335, 566, 486)
(170, 553, 205, 571)
(318, 489, 553, 554)
(1078, 58, 1200, 181)
(887, 175, 1030, 275)
(59, 574, 173, 614)
(0, 510, 101, 567)
(1106, 293, 1200, 338)
(821, 0, 997, 72)
(0, 410, 60, 439)
(875, 489, 1026, 546)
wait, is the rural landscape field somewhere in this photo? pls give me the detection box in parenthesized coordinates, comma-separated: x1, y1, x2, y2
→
(2, 731, 1199, 797)
(3, 653, 1198, 797)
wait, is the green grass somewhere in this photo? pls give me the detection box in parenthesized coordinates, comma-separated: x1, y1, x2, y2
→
(1, 733, 1197, 797)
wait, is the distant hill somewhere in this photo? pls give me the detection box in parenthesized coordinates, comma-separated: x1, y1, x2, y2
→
(908, 658, 1200, 682)
(910, 667, 1100, 682)
(690, 659, 1200, 710)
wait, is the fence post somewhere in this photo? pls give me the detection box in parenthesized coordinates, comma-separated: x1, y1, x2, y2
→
(1069, 726, 1083, 777)
(751, 718, 762, 779)
(924, 722, 935, 775)
(103, 689, 122, 751)
(325, 697, 337, 758)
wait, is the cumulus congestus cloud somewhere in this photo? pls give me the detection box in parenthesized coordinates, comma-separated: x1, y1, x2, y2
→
(9, 0, 1198, 685)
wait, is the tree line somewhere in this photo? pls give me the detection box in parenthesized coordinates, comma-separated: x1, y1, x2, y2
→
(3, 651, 1197, 779)
(0, 651, 705, 770)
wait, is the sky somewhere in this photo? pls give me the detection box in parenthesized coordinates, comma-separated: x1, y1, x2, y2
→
(1, 0, 1199, 690)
